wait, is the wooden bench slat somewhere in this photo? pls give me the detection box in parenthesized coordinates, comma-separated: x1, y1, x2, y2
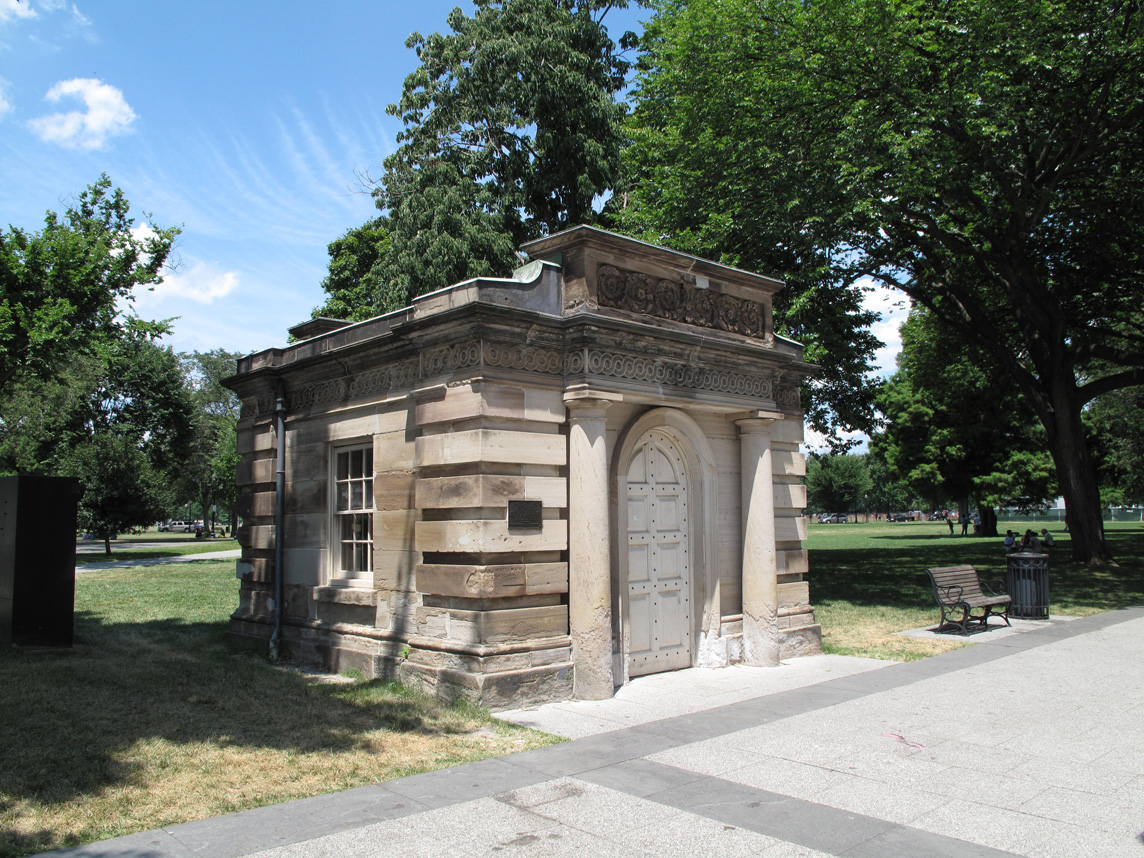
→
(926, 564, 1011, 635)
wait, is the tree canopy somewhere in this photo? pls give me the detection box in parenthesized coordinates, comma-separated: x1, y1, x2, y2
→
(0, 174, 178, 396)
(874, 308, 1057, 534)
(316, 0, 639, 318)
(805, 453, 872, 515)
(0, 329, 196, 553)
(623, 0, 1144, 561)
(177, 350, 244, 534)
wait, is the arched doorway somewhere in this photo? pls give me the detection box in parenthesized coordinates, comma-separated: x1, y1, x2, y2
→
(626, 428, 692, 676)
(615, 408, 719, 681)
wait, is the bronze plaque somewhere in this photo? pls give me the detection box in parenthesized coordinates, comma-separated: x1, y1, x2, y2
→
(507, 499, 543, 529)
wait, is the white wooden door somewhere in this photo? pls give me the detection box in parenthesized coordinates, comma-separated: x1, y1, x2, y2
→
(626, 429, 691, 676)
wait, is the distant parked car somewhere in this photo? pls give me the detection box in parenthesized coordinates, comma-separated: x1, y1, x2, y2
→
(818, 513, 848, 524)
(159, 520, 195, 533)
(889, 512, 916, 522)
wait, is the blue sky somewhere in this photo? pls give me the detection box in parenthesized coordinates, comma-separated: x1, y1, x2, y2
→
(0, 0, 648, 356)
(0, 0, 902, 410)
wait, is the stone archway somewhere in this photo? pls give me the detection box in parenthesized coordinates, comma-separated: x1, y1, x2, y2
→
(614, 408, 719, 683)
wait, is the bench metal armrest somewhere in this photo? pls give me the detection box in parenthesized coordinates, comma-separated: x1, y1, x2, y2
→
(979, 580, 1006, 596)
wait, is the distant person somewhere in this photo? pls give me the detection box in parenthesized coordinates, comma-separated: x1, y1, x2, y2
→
(961, 515, 969, 536)
(1040, 528, 1055, 548)
(1020, 529, 1042, 553)
(1004, 530, 1016, 552)
(972, 513, 981, 536)
(948, 517, 955, 536)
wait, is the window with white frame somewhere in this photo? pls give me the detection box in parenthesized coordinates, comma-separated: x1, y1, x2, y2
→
(333, 444, 374, 577)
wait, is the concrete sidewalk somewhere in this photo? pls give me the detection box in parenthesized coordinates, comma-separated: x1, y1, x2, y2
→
(76, 549, 241, 572)
(38, 607, 1144, 858)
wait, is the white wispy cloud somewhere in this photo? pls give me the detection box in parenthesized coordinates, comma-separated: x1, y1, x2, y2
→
(0, 0, 36, 23)
(140, 261, 240, 306)
(27, 77, 135, 149)
(0, 80, 11, 118)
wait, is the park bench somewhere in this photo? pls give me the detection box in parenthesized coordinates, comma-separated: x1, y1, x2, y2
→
(926, 565, 1011, 635)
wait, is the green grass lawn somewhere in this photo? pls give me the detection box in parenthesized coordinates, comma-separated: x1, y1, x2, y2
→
(0, 560, 555, 858)
(807, 518, 1144, 660)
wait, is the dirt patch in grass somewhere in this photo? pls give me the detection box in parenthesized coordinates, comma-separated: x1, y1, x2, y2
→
(0, 561, 557, 858)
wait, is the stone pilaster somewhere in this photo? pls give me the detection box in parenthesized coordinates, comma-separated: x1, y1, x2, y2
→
(565, 389, 621, 699)
(735, 413, 784, 667)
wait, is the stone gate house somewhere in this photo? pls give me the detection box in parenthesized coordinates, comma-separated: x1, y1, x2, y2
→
(225, 226, 819, 709)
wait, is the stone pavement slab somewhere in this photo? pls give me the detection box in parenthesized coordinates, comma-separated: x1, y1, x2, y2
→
(35, 607, 1144, 858)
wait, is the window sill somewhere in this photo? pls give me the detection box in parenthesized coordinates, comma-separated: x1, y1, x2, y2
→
(312, 584, 378, 606)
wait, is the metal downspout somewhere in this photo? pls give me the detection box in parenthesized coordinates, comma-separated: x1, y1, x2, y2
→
(270, 384, 286, 660)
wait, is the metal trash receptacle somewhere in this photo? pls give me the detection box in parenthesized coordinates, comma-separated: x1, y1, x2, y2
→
(1006, 552, 1050, 619)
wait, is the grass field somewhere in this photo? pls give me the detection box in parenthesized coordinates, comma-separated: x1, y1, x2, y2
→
(807, 518, 1144, 660)
(0, 561, 556, 858)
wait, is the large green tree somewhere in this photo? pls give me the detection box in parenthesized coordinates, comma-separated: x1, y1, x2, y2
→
(0, 329, 195, 553)
(0, 175, 178, 395)
(315, 0, 638, 319)
(624, 0, 1144, 562)
(177, 350, 244, 534)
(1087, 384, 1144, 506)
(875, 309, 1057, 536)
(805, 453, 872, 515)
(312, 218, 393, 322)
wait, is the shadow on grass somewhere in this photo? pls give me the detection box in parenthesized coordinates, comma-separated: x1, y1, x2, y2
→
(0, 611, 471, 813)
(810, 527, 1144, 614)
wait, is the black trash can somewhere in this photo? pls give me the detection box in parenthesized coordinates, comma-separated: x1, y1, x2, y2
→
(1006, 552, 1050, 619)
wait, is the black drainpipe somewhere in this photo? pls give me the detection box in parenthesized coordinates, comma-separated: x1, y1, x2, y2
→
(270, 383, 286, 661)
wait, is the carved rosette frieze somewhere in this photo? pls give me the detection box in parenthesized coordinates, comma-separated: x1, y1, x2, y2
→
(596, 264, 769, 340)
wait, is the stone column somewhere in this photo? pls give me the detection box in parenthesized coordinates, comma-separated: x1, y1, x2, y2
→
(565, 389, 620, 699)
(736, 413, 783, 667)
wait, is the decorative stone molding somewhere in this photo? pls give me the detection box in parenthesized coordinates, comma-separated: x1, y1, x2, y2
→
(775, 384, 801, 408)
(597, 264, 768, 340)
(568, 348, 775, 400)
(265, 339, 794, 416)
(483, 342, 563, 375)
(422, 342, 482, 377)
(239, 392, 276, 419)
(289, 378, 347, 411)
(346, 358, 420, 400)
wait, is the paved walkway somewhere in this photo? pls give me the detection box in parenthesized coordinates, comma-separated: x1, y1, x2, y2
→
(76, 549, 241, 572)
(38, 607, 1144, 858)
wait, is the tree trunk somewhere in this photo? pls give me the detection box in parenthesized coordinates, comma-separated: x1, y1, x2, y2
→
(1044, 378, 1112, 563)
(104, 534, 112, 556)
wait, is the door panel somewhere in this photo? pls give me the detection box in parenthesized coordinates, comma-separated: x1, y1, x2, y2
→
(626, 431, 691, 676)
